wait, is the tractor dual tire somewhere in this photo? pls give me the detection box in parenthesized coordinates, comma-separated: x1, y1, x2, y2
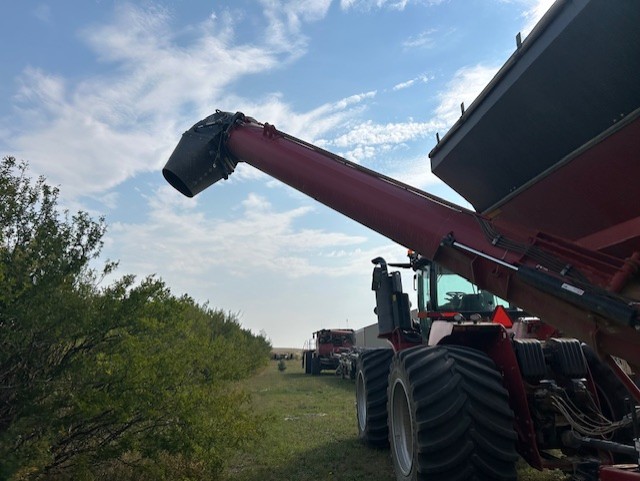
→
(356, 348, 394, 448)
(304, 351, 313, 375)
(388, 345, 518, 481)
(311, 355, 321, 376)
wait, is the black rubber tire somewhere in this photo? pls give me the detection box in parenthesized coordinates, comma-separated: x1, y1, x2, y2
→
(582, 345, 636, 462)
(304, 351, 313, 375)
(387, 345, 518, 481)
(311, 355, 321, 376)
(356, 348, 394, 447)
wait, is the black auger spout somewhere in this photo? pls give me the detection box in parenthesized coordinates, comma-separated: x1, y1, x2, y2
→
(162, 110, 245, 198)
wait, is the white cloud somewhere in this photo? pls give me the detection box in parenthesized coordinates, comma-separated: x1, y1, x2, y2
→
(302, 62, 496, 170)
(230, 162, 271, 183)
(393, 79, 415, 91)
(305, 114, 441, 164)
(4, 3, 327, 203)
(14, 67, 65, 108)
(2, 1, 451, 209)
(520, 0, 555, 37)
(331, 91, 377, 110)
(386, 154, 441, 188)
(392, 74, 431, 91)
(402, 28, 438, 49)
(331, 118, 441, 149)
(32, 4, 52, 23)
(4, 0, 379, 206)
(222, 89, 377, 146)
(106, 188, 368, 282)
(101, 181, 409, 347)
(342, 144, 378, 162)
(93, 192, 119, 211)
(340, 0, 444, 11)
(258, 0, 332, 58)
(433, 63, 500, 129)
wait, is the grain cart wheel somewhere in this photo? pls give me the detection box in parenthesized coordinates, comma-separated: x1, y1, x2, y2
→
(388, 345, 518, 481)
(356, 348, 394, 447)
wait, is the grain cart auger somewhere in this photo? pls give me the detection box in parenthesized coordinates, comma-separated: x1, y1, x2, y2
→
(162, 1, 640, 479)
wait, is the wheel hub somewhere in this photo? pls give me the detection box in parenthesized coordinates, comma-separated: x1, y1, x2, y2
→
(391, 378, 414, 476)
(356, 371, 367, 430)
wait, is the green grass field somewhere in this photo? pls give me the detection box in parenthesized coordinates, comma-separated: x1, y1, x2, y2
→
(224, 360, 567, 481)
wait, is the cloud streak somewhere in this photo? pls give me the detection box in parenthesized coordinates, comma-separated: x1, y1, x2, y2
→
(106, 187, 369, 283)
(520, 0, 556, 37)
(340, 0, 444, 11)
(3, 3, 334, 202)
(433, 63, 500, 129)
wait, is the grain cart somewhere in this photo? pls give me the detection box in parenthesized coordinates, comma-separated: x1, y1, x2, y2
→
(301, 328, 355, 375)
(162, 1, 640, 479)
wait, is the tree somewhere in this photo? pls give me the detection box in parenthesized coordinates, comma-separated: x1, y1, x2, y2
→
(0, 157, 271, 480)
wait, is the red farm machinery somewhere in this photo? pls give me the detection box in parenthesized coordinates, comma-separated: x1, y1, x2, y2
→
(162, 1, 640, 479)
(302, 328, 355, 375)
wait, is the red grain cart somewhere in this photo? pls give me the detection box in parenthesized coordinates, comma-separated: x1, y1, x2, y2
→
(163, 1, 640, 478)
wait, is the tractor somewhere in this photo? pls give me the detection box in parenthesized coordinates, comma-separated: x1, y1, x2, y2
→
(358, 251, 639, 479)
(162, 1, 640, 479)
(302, 328, 355, 375)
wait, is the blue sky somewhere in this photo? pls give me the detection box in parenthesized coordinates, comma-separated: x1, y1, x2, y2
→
(0, 0, 553, 348)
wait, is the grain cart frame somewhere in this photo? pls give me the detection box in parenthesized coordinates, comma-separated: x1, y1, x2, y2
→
(162, 1, 640, 479)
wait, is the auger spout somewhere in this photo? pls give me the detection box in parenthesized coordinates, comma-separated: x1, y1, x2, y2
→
(162, 110, 244, 198)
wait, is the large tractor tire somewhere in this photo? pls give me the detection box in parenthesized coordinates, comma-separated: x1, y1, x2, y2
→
(304, 351, 313, 375)
(349, 358, 357, 380)
(582, 345, 636, 462)
(387, 345, 518, 481)
(311, 355, 321, 376)
(356, 348, 394, 447)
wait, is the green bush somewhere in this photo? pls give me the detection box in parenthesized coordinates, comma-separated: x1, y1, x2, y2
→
(0, 157, 271, 480)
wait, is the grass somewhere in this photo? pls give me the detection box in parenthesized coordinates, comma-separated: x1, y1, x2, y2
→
(223, 359, 567, 481)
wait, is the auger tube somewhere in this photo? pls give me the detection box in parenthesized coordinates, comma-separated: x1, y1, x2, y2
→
(163, 111, 640, 367)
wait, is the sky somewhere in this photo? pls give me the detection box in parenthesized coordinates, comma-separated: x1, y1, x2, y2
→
(0, 0, 554, 348)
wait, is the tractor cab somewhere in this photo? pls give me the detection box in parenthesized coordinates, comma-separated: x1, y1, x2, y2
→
(415, 261, 510, 315)
(372, 253, 520, 347)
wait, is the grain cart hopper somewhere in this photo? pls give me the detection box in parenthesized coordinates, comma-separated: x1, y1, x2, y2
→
(162, 1, 640, 479)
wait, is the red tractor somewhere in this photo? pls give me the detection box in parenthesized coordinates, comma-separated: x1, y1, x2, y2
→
(302, 328, 355, 375)
(162, 1, 640, 479)
(359, 252, 639, 479)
